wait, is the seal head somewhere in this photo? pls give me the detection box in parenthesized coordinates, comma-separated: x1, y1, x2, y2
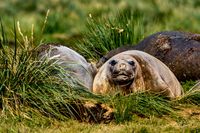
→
(108, 58, 136, 88)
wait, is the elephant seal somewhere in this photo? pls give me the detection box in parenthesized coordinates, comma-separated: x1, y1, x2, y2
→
(96, 31, 200, 81)
(93, 50, 183, 99)
(37, 43, 96, 90)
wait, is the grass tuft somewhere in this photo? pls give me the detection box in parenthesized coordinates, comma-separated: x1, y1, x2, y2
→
(178, 81, 200, 105)
(0, 19, 109, 123)
(74, 9, 145, 61)
(111, 92, 174, 123)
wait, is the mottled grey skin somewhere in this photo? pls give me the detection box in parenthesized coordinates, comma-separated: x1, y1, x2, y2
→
(97, 31, 200, 81)
(37, 43, 96, 90)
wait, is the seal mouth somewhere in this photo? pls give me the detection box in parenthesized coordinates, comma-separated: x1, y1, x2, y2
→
(112, 73, 129, 79)
(112, 73, 134, 87)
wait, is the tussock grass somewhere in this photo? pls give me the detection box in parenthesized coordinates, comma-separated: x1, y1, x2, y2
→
(74, 9, 145, 60)
(178, 81, 200, 105)
(110, 92, 175, 123)
(0, 20, 107, 123)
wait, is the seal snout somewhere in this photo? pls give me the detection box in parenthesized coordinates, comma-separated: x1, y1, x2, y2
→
(119, 63, 127, 70)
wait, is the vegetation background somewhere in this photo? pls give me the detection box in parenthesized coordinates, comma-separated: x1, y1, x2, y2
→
(0, 0, 200, 132)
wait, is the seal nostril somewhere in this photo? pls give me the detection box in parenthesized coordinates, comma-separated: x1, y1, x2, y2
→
(119, 64, 126, 70)
(109, 60, 117, 66)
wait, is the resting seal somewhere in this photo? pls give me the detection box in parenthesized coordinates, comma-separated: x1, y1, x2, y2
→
(93, 50, 183, 98)
(37, 43, 96, 90)
(97, 31, 200, 81)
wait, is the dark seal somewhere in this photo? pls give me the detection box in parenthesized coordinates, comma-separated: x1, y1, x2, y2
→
(97, 31, 200, 81)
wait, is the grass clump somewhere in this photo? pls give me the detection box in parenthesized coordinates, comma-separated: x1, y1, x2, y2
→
(0, 20, 108, 124)
(74, 9, 145, 60)
(178, 81, 200, 105)
(111, 92, 175, 123)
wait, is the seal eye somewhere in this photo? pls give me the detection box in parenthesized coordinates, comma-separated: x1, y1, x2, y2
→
(128, 61, 135, 66)
(109, 60, 117, 66)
